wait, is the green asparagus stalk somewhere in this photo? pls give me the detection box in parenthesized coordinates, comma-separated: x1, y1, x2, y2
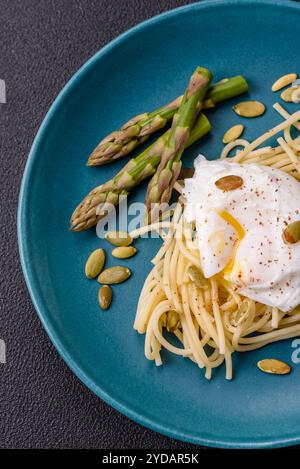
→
(70, 114, 211, 231)
(87, 75, 248, 166)
(145, 67, 212, 223)
(87, 96, 182, 166)
(203, 75, 249, 108)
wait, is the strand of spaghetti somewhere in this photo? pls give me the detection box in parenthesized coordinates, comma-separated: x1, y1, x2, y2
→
(173, 329, 197, 363)
(245, 309, 271, 335)
(169, 242, 182, 312)
(163, 239, 175, 302)
(137, 286, 166, 334)
(284, 125, 300, 151)
(151, 222, 176, 265)
(259, 310, 289, 333)
(190, 283, 219, 344)
(221, 297, 237, 312)
(151, 333, 162, 365)
(134, 271, 157, 329)
(181, 325, 191, 355)
(180, 314, 205, 369)
(209, 353, 225, 369)
(145, 315, 158, 360)
(278, 312, 300, 326)
(232, 301, 255, 350)
(189, 284, 212, 335)
(273, 102, 300, 131)
(151, 242, 168, 265)
(270, 158, 295, 170)
(244, 151, 288, 166)
(246, 146, 273, 157)
(271, 307, 280, 329)
(235, 326, 300, 352)
(130, 222, 172, 238)
(234, 110, 300, 162)
(135, 263, 164, 329)
(277, 137, 300, 175)
(151, 301, 192, 356)
(221, 139, 249, 159)
(219, 278, 241, 305)
(223, 310, 236, 334)
(242, 149, 286, 165)
(182, 284, 209, 367)
(176, 250, 186, 286)
(210, 278, 226, 355)
(224, 351, 232, 380)
(176, 223, 200, 265)
(239, 323, 300, 344)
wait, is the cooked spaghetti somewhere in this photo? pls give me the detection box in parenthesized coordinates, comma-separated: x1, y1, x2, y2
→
(133, 107, 300, 380)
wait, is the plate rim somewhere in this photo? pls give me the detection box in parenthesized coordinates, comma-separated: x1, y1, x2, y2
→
(17, 0, 300, 449)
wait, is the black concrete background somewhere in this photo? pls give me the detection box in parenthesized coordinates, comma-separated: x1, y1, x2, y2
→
(0, 0, 205, 450)
(0, 0, 299, 450)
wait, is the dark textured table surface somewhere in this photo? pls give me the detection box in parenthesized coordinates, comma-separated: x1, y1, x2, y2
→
(0, 0, 206, 450)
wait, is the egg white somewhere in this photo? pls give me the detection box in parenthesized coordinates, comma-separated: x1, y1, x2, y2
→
(183, 155, 300, 312)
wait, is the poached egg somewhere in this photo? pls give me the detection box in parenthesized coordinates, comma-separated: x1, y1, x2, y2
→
(183, 156, 300, 312)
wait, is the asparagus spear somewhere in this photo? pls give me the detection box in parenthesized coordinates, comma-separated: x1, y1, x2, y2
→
(145, 67, 212, 223)
(71, 114, 211, 231)
(87, 75, 248, 166)
(87, 96, 182, 166)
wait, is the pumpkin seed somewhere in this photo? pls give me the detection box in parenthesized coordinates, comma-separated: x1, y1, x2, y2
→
(166, 310, 180, 332)
(222, 124, 244, 144)
(257, 359, 291, 375)
(233, 101, 265, 118)
(188, 265, 207, 288)
(215, 175, 244, 191)
(98, 266, 131, 284)
(85, 248, 105, 279)
(112, 246, 137, 259)
(281, 85, 300, 103)
(106, 231, 133, 247)
(98, 285, 112, 310)
(272, 73, 297, 92)
(282, 220, 300, 244)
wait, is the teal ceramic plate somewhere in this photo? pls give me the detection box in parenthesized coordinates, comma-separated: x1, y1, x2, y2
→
(18, 0, 300, 448)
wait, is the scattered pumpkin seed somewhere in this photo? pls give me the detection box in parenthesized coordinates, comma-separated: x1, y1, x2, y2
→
(188, 265, 207, 288)
(282, 220, 300, 244)
(222, 124, 244, 144)
(98, 285, 112, 310)
(280, 85, 300, 103)
(257, 359, 291, 375)
(98, 266, 131, 284)
(85, 248, 105, 279)
(272, 73, 297, 92)
(166, 310, 180, 332)
(106, 230, 133, 247)
(215, 175, 244, 191)
(233, 100, 265, 118)
(112, 246, 137, 259)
